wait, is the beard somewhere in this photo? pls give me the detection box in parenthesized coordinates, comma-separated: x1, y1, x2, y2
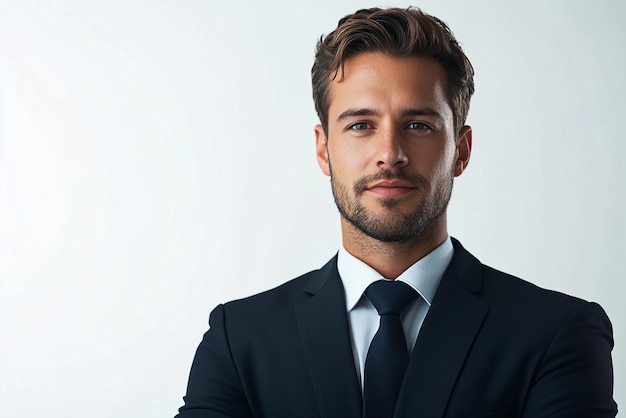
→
(330, 165, 454, 243)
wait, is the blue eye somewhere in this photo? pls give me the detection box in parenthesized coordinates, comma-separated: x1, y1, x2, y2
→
(407, 122, 430, 130)
(349, 122, 370, 130)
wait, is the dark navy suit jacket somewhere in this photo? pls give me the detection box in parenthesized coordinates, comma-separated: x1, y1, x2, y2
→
(176, 239, 617, 417)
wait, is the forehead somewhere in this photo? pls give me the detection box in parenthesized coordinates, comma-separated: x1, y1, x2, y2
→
(327, 52, 452, 121)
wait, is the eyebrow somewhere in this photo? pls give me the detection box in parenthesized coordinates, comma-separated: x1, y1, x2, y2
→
(336, 107, 444, 123)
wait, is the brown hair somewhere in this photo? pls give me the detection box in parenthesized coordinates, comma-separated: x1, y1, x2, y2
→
(312, 7, 474, 135)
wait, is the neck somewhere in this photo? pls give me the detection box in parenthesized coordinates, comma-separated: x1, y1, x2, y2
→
(340, 215, 448, 280)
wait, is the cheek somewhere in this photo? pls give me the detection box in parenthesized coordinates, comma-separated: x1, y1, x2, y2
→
(328, 142, 366, 174)
(416, 143, 456, 179)
(439, 146, 459, 177)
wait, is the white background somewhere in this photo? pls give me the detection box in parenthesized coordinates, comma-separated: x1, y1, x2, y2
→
(0, 1, 624, 416)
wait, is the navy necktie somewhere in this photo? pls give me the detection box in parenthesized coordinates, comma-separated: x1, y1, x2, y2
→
(363, 280, 417, 418)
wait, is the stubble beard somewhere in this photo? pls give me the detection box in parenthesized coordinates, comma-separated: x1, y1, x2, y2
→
(330, 165, 454, 243)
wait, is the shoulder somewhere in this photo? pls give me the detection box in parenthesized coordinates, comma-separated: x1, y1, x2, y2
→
(224, 269, 316, 312)
(480, 263, 585, 308)
(216, 256, 339, 325)
(440, 241, 616, 416)
(487, 263, 612, 327)
(450, 238, 611, 334)
(468, 261, 614, 359)
(450, 237, 590, 311)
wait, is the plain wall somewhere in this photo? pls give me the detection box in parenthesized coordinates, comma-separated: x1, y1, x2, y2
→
(0, 1, 624, 416)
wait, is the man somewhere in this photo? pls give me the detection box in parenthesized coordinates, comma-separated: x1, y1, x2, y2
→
(176, 7, 616, 418)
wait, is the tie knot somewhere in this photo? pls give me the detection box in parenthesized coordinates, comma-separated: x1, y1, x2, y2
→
(365, 280, 417, 316)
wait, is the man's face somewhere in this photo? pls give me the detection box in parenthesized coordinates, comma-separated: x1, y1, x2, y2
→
(315, 52, 471, 243)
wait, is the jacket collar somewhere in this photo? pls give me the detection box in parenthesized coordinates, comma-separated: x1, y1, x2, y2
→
(296, 257, 363, 417)
(395, 238, 488, 417)
(296, 239, 488, 418)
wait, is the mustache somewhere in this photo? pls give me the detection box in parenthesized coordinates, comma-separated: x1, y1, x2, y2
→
(353, 169, 429, 194)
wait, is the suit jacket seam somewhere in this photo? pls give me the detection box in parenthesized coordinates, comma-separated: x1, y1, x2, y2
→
(533, 300, 591, 383)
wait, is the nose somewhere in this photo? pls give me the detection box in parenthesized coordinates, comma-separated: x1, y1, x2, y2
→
(375, 126, 408, 169)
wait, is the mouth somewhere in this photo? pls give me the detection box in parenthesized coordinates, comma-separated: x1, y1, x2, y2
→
(366, 180, 416, 198)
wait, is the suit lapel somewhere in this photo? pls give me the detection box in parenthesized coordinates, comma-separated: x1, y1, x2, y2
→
(295, 257, 363, 418)
(395, 239, 489, 417)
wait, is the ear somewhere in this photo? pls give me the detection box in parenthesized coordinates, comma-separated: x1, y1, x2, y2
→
(454, 125, 472, 177)
(315, 124, 331, 176)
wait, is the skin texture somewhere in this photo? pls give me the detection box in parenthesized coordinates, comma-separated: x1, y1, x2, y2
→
(315, 52, 472, 279)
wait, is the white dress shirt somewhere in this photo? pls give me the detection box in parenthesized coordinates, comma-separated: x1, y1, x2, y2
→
(337, 236, 454, 389)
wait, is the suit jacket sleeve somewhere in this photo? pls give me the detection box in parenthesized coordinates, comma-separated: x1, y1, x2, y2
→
(522, 302, 617, 418)
(175, 304, 253, 418)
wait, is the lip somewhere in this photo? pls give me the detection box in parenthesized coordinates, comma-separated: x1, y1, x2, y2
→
(366, 180, 416, 197)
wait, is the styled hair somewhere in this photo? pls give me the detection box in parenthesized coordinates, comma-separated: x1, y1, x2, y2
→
(311, 7, 474, 135)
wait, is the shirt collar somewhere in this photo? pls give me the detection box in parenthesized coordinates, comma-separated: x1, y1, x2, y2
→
(338, 236, 454, 312)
